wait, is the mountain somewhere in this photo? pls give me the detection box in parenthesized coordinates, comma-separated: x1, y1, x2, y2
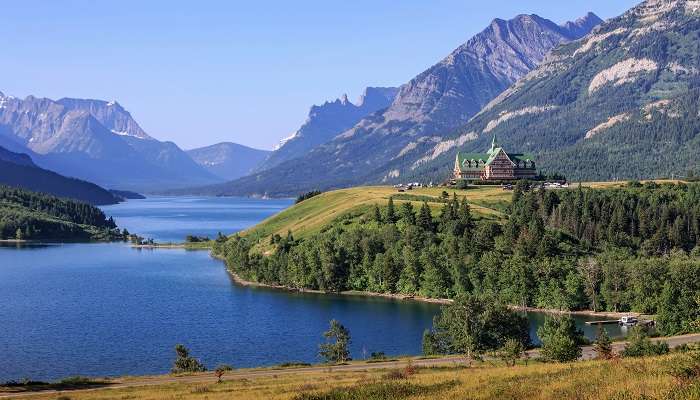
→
(187, 142, 271, 181)
(403, 0, 700, 182)
(0, 92, 220, 191)
(256, 87, 399, 171)
(181, 12, 602, 197)
(0, 145, 121, 205)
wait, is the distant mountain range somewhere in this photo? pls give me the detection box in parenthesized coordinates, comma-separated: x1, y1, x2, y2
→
(187, 142, 270, 181)
(402, 0, 700, 183)
(0, 93, 221, 192)
(0, 145, 121, 205)
(178, 12, 603, 197)
(256, 87, 399, 172)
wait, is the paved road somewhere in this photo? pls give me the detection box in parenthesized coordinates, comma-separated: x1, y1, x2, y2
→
(2, 333, 699, 399)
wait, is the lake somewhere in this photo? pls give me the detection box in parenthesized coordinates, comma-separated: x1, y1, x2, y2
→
(0, 197, 630, 381)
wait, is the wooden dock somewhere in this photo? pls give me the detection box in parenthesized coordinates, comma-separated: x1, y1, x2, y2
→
(585, 320, 620, 325)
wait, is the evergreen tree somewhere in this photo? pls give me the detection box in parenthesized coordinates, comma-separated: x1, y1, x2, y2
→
(400, 202, 416, 225)
(171, 344, 206, 373)
(385, 198, 397, 223)
(537, 316, 585, 362)
(417, 202, 434, 232)
(319, 319, 352, 363)
(593, 327, 613, 360)
(373, 204, 383, 223)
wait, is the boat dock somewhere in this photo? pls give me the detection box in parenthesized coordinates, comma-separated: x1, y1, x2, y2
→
(585, 320, 620, 325)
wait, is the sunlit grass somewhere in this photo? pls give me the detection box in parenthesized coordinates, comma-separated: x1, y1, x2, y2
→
(241, 185, 511, 251)
(12, 352, 700, 400)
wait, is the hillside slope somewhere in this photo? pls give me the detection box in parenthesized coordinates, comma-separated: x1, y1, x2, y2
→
(0, 146, 121, 205)
(240, 186, 509, 248)
(403, 0, 700, 182)
(0, 185, 122, 241)
(192, 13, 601, 197)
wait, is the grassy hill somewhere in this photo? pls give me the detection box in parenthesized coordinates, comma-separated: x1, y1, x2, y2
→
(240, 185, 511, 249)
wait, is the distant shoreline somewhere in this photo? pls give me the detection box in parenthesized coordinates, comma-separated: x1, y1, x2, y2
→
(219, 257, 639, 318)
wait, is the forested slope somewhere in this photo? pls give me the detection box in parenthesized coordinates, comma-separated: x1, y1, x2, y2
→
(0, 186, 125, 241)
(214, 181, 700, 336)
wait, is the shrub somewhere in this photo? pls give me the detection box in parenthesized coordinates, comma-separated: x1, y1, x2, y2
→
(538, 316, 585, 362)
(497, 338, 525, 366)
(621, 327, 670, 358)
(171, 344, 206, 373)
(214, 364, 233, 383)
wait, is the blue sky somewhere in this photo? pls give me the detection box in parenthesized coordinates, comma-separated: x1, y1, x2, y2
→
(1, 1, 639, 150)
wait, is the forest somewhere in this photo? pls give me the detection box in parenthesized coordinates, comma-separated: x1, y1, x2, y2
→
(0, 185, 124, 241)
(213, 182, 700, 336)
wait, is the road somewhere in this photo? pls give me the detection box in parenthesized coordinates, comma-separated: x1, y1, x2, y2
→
(2, 333, 699, 399)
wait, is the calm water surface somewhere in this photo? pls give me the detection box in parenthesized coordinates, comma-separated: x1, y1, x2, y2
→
(0, 197, 629, 381)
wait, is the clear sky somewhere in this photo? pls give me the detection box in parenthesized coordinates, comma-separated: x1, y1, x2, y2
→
(1, 0, 639, 150)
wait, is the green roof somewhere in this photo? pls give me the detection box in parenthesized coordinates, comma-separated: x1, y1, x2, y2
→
(456, 148, 535, 171)
(455, 134, 535, 172)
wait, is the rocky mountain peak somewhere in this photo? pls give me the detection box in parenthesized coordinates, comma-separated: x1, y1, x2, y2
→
(561, 12, 603, 38)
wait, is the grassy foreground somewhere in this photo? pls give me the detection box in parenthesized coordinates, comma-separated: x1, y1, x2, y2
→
(8, 353, 700, 400)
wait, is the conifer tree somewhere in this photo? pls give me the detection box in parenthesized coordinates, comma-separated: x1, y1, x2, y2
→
(593, 327, 613, 360)
(385, 198, 397, 223)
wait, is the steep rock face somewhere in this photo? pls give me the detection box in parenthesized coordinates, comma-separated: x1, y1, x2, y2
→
(191, 12, 601, 197)
(405, 0, 700, 182)
(256, 87, 398, 171)
(187, 142, 270, 181)
(0, 92, 219, 191)
(56, 98, 152, 139)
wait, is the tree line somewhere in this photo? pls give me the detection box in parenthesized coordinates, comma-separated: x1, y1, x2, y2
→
(0, 185, 123, 241)
(213, 182, 700, 336)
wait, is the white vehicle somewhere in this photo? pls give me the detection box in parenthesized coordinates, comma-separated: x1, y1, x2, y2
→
(619, 315, 638, 326)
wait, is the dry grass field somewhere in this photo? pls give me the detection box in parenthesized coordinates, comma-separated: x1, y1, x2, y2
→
(5, 352, 699, 400)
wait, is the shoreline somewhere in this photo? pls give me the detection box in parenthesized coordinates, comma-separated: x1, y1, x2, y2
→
(221, 260, 640, 318)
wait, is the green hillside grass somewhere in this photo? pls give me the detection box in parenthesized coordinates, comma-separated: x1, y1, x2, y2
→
(241, 186, 510, 246)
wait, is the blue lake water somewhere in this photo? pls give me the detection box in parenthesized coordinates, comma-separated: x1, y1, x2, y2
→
(0, 197, 631, 381)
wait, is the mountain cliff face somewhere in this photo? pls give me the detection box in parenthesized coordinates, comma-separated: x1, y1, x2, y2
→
(187, 12, 602, 197)
(256, 87, 398, 171)
(187, 142, 270, 181)
(0, 145, 121, 205)
(0, 92, 219, 191)
(403, 0, 700, 182)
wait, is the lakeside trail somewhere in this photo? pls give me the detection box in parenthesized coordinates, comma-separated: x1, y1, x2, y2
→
(2, 334, 699, 399)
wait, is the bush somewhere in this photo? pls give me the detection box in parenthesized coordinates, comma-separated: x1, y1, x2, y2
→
(538, 316, 585, 362)
(621, 327, 669, 358)
(171, 344, 206, 373)
(497, 338, 525, 366)
(214, 364, 233, 383)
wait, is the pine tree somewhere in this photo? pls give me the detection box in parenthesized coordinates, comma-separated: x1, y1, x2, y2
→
(385, 198, 397, 223)
(417, 202, 434, 232)
(593, 327, 613, 360)
(319, 319, 352, 363)
(400, 202, 416, 225)
(373, 204, 383, 223)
